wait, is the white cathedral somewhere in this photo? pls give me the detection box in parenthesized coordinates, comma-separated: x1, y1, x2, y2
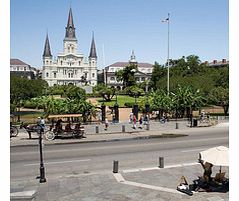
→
(42, 8, 97, 87)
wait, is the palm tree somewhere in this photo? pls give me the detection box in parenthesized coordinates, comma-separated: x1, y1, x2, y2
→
(172, 85, 205, 118)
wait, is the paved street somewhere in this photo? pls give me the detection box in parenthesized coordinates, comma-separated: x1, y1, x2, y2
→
(10, 121, 229, 200)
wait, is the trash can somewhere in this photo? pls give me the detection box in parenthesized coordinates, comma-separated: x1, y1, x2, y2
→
(193, 119, 198, 127)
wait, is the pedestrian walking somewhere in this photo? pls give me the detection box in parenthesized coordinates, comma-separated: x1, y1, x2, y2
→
(133, 115, 137, 129)
(138, 115, 143, 129)
(104, 118, 109, 131)
(129, 112, 133, 123)
(160, 114, 166, 123)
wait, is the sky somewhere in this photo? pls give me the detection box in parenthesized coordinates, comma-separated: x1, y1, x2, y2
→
(10, 0, 229, 69)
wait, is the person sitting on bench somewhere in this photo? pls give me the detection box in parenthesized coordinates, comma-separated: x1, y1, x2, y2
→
(198, 158, 213, 184)
(65, 121, 72, 132)
(55, 119, 63, 131)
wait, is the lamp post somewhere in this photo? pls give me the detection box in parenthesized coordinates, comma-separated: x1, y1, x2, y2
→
(38, 126, 46, 183)
(17, 96, 21, 122)
(145, 80, 150, 114)
(114, 92, 119, 123)
(133, 93, 138, 120)
(101, 93, 106, 122)
(162, 13, 170, 95)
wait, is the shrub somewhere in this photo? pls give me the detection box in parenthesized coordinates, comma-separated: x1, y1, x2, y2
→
(124, 102, 135, 108)
(23, 101, 37, 109)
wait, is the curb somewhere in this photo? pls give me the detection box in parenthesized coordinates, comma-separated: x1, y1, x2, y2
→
(10, 133, 188, 148)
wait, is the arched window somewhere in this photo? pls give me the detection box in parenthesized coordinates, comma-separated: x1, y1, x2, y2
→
(46, 72, 49, 77)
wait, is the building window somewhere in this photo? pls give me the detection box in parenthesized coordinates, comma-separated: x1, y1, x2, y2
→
(75, 70, 77, 75)
(84, 72, 87, 78)
(141, 77, 145, 81)
(61, 61, 63, 65)
(54, 73, 56, 78)
(46, 61, 48, 65)
(68, 73, 70, 78)
(24, 67, 26, 71)
(65, 70, 67, 75)
(110, 77, 115, 81)
(92, 73, 95, 78)
(78, 61, 81, 66)
(17, 66, 19, 71)
(46, 72, 49, 77)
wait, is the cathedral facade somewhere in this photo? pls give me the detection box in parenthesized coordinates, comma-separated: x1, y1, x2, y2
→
(42, 8, 97, 87)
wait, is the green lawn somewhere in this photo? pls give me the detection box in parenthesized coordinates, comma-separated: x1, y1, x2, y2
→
(97, 95, 144, 107)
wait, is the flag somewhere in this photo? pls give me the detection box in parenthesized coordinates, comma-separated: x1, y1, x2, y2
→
(162, 18, 169, 23)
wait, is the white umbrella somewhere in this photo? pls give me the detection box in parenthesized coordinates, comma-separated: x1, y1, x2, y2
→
(199, 146, 229, 167)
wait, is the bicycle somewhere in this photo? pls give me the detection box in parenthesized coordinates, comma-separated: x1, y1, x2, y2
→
(10, 125, 19, 137)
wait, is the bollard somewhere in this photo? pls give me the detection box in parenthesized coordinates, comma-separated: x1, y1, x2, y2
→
(96, 126, 99, 133)
(113, 160, 119, 173)
(122, 125, 125, 132)
(146, 123, 150, 130)
(176, 122, 179, 129)
(159, 157, 164, 168)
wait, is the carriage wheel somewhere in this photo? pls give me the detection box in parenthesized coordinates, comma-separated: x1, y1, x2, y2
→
(44, 130, 55, 141)
(10, 126, 19, 137)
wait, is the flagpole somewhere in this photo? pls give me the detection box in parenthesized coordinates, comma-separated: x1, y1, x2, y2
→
(167, 13, 170, 95)
(102, 44, 106, 85)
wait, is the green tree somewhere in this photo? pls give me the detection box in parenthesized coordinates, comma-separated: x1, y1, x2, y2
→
(124, 85, 144, 97)
(171, 85, 205, 118)
(10, 75, 48, 110)
(150, 90, 173, 119)
(149, 62, 166, 91)
(209, 87, 229, 115)
(115, 64, 137, 87)
(93, 84, 115, 101)
(65, 86, 86, 100)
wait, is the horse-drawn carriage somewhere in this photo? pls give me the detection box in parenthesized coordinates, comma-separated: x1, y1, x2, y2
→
(44, 114, 85, 141)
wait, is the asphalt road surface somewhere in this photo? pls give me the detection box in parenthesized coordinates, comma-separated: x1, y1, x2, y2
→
(11, 126, 228, 182)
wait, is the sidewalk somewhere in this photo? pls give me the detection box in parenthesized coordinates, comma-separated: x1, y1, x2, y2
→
(11, 163, 229, 201)
(10, 121, 191, 147)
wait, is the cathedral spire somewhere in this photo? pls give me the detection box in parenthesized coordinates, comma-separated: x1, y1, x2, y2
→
(65, 7, 76, 39)
(43, 33, 52, 57)
(89, 32, 97, 58)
